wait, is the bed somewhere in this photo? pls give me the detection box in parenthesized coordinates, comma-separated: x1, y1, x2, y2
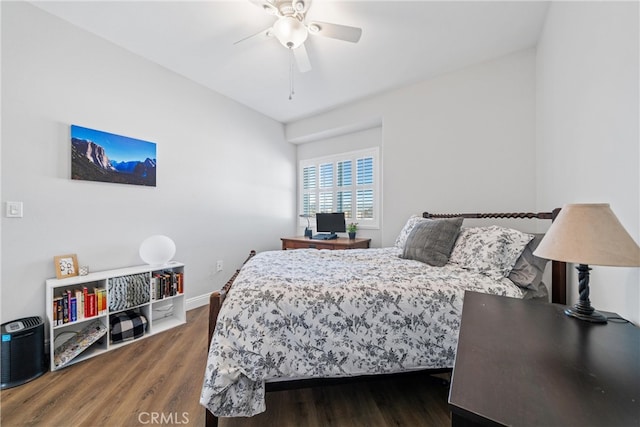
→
(201, 210, 567, 426)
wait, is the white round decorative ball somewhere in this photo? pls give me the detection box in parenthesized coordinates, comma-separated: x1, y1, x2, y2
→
(139, 235, 176, 265)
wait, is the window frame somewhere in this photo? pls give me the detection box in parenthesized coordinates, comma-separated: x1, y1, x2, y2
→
(299, 147, 380, 229)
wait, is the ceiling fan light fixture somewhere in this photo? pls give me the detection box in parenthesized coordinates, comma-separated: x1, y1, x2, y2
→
(272, 16, 308, 49)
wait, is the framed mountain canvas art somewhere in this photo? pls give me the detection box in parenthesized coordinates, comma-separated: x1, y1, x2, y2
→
(71, 125, 157, 187)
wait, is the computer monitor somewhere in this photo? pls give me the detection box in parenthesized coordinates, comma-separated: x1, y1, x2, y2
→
(315, 212, 346, 233)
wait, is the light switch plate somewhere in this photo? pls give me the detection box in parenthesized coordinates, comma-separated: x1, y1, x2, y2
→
(6, 201, 23, 218)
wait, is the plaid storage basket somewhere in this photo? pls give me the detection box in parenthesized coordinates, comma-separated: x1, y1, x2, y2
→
(110, 311, 147, 343)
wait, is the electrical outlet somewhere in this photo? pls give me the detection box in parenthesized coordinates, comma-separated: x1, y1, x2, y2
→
(216, 260, 223, 272)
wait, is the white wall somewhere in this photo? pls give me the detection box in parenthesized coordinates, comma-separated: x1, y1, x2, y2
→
(1, 2, 296, 323)
(288, 49, 538, 247)
(536, 2, 639, 324)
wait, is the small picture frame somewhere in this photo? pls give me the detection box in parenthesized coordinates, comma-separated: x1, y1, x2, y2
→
(54, 254, 79, 279)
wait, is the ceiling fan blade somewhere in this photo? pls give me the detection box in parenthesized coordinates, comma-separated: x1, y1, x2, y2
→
(293, 43, 312, 73)
(307, 21, 362, 43)
(233, 27, 273, 45)
(248, 0, 280, 16)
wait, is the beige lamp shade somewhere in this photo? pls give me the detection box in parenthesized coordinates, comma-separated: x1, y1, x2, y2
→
(534, 203, 640, 267)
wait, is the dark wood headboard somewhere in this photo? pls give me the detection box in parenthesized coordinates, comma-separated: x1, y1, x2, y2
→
(422, 208, 566, 304)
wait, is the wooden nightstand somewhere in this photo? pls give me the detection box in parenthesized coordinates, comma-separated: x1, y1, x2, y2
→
(449, 291, 639, 427)
(281, 236, 371, 250)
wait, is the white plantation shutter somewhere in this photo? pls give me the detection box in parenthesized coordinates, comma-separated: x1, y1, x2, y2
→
(319, 192, 333, 213)
(337, 160, 353, 220)
(337, 191, 352, 220)
(302, 166, 317, 215)
(303, 193, 316, 216)
(356, 157, 374, 219)
(337, 161, 352, 186)
(319, 163, 333, 188)
(299, 148, 379, 228)
(356, 190, 374, 220)
(356, 157, 373, 185)
(303, 166, 316, 190)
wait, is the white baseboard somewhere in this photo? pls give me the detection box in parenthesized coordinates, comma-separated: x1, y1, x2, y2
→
(186, 293, 210, 311)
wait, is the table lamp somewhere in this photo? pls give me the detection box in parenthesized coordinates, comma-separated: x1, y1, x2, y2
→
(533, 203, 640, 323)
(299, 214, 313, 238)
(139, 235, 176, 266)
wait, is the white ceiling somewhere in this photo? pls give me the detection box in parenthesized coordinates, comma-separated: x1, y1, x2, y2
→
(30, 0, 550, 124)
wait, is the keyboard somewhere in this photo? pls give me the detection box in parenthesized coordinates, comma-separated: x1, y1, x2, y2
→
(312, 233, 338, 240)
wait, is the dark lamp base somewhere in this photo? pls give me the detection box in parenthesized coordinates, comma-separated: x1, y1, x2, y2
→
(565, 263, 608, 324)
(564, 306, 607, 323)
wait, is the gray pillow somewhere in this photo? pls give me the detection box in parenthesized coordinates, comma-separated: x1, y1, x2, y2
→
(508, 234, 550, 291)
(521, 282, 549, 300)
(401, 217, 464, 266)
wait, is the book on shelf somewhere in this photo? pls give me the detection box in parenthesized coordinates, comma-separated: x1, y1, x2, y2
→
(75, 289, 84, 321)
(53, 297, 63, 326)
(70, 296, 77, 323)
(87, 292, 96, 318)
(177, 272, 184, 294)
(83, 287, 89, 318)
(94, 287, 101, 315)
(62, 292, 69, 324)
(101, 288, 107, 314)
(95, 288, 106, 315)
(150, 276, 157, 300)
(165, 272, 171, 297)
(152, 271, 184, 300)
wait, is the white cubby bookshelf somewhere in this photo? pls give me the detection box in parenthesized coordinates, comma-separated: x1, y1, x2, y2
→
(45, 261, 185, 371)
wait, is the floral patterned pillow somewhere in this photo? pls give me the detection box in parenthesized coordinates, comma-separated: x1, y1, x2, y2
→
(394, 214, 428, 249)
(508, 234, 550, 290)
(449, 226, 534, 279)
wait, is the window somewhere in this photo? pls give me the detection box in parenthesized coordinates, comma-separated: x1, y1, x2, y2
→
(300, 147, 380, 228)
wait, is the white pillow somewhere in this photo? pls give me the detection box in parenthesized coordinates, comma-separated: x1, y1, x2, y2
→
(449, 226, 534, 279)
(394, 214, 428, 249)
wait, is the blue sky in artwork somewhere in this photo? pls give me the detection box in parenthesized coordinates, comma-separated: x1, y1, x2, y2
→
(71, 125, 156, 162)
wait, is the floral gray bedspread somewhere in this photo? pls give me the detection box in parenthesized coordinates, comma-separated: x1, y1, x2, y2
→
(200, 247, 523, 417)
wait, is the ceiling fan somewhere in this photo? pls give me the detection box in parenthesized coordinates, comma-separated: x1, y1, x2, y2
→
(237, 0, 363, 73)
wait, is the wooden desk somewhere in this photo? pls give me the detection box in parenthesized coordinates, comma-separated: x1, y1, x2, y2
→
(449, 291, 639, 427)
(281, 236, 371, 250)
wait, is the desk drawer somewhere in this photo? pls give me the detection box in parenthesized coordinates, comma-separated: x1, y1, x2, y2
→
(286, 241, 337, 250)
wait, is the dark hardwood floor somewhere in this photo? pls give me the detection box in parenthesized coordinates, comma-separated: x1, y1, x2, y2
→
(1, 306, 451, 426)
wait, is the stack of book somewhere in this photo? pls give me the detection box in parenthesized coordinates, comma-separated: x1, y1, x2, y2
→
(151, 271, 184, 300)
(52, 287, 107, 326)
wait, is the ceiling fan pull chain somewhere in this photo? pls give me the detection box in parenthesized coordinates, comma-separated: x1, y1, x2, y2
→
(289, 48, 295, 100)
